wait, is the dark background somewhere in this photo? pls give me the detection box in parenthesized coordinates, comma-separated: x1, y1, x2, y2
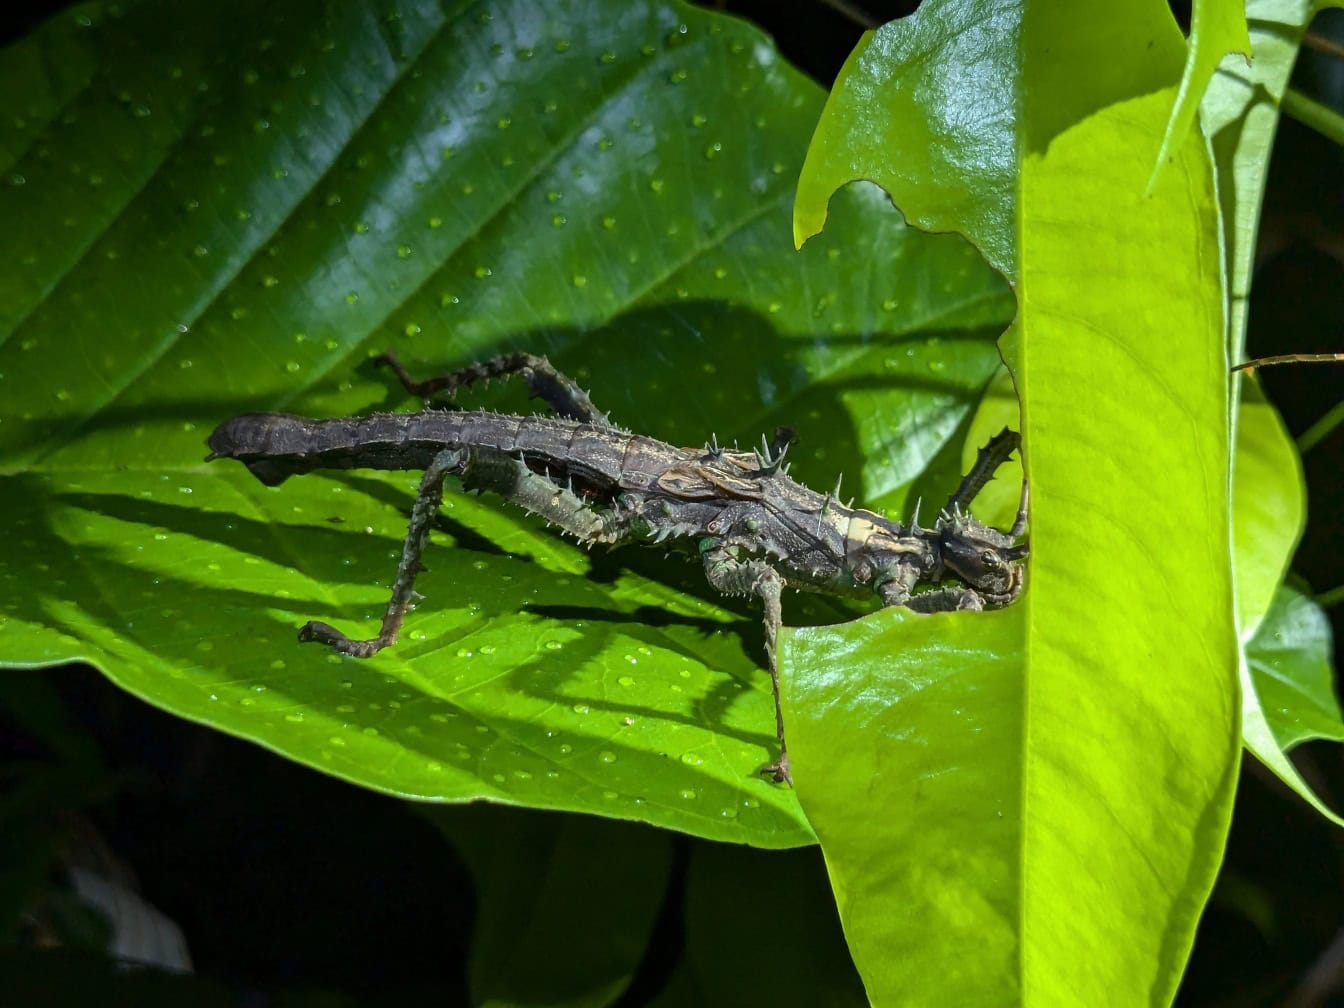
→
(3, 1, 1342, 1005)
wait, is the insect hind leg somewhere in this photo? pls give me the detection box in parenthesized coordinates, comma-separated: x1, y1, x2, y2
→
(376, 350, 612, 426)
(299, 446, 467, 657)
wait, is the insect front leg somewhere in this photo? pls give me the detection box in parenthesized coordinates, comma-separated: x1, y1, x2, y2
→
(465, 448, 634, 546)
(702, 544, 790, 784)
(299, 447, 467, 657)
(376, 350, 612, 426)
(943, 427, 1023, 517)
(904, 585, 987, 613)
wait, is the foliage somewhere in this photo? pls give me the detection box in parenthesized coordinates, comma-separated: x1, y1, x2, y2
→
(0, 0, 1339, 1006)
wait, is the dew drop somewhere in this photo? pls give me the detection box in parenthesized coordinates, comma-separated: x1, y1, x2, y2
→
(572, 703, 590, 715)
(679, 789, 697, 800)
(455, 648, 473, 658)
(284, 360, 301, 373)
(427, 216, 443, 228)
(397, 244, 412, 258)
(544, 640, 563, 651)
(598, 751, 616, 764)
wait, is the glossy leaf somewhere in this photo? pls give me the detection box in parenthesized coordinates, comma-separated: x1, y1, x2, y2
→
(1242, 585, 1344, 826)
(793, 0, 1017, 275)
(0, 0, 1013, 845)
(789, 0, 1238, 1004)
(1247, 585, 1343, 752)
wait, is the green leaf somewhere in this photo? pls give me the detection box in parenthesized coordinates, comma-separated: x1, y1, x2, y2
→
(792, 0, 1017, 275)
(784, 606, 1024, 1002)
(0, 0, 1012, 845)
(788, 0, 1239, 1003)
(429, 806, 672, 1008)
(652, 842, 867, 1007)
(1233, 377, 1304, 639)
(1247, 585, 1343, 752)
(1150, 0, 1250, 186)
(1197, 0, 1344, 821)
(1242, 584, 1344, 825)
(1201, 0, 1344, 357)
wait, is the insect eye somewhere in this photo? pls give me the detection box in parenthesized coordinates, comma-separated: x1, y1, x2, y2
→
(980, 550, 999, 567)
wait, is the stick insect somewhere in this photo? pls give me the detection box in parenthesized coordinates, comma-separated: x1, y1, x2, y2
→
(208, 352, 1029, 782)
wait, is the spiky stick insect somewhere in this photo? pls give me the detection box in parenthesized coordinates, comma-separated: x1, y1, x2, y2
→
(208, 352, 1029, 782)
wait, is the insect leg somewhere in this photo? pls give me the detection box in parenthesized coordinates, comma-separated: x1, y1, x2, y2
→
(465, 448, 634, 546)
(943, 427, 1024, 517)
(375, 350, 612, 426)
(904, 585, 987, 613)
(299, 447, 467, 657)
(702, 545, 791, 784)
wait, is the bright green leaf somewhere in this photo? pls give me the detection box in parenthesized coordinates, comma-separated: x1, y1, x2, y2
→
(788, 1, 1239, 1004)
(0, 0, 1013, 846)
(1201, 0, 1344, 357)
(1151, 0, 1250, 187)
(784, 606, 1025, 1002)
(1233, 377, 1305, 638)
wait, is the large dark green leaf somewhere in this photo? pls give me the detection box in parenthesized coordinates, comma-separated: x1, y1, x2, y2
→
(0, 0, 1012, 845)
(429, 806, 673, 1008)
